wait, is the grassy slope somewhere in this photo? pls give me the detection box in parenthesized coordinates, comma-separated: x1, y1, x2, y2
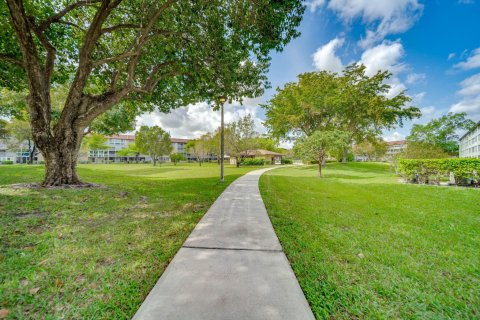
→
(0, 163, 261, 319)
(260, 163, 479, 319)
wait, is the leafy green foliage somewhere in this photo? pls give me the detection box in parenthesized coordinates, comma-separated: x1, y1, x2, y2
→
(135, 126, 172, 166)
(225, 114, 258, 164)
(397, 158, 480, 184)
(81, 133, 109, 151)
(353, 139, 388, 161)
(263, 64, 419, 142)
(240, 158, 265, 166)
(293, 130, 350, 176)
(407, 112, 476, 155)
(185, 135, 210, 165)
(170, 153, 185, 165)
(281, 158, 293, 164)
(397, 141, 449, 159)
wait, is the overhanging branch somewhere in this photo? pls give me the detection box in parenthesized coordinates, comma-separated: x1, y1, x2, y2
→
(38, 0, 103, 31)
(0, 53, 25, 67)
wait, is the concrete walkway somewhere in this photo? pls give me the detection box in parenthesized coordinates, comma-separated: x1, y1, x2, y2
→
(133, 168, 314, 320)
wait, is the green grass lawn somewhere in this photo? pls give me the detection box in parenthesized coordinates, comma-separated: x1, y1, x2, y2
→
(260, 163, 480, 319)
(0, 163, 262, 319)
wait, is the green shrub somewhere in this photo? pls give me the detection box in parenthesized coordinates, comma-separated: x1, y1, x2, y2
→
(1, 160, 14, 165)
(281, 158, 293, 164)
(397, 158, 480, 184)
(240, 158, 265, 166)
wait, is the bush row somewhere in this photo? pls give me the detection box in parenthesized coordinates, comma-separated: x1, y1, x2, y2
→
(397, 158, 480, 185)
(240, 158, 265, 166)
(1, 160, 14, 165)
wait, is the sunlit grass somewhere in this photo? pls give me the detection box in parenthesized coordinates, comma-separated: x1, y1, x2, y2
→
(0, 162, 262, 319)
(260, 163, 480, 319)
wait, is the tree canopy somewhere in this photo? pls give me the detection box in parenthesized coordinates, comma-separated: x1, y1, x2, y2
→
(293, 130, 350, 177)
(263, 64, 420, 146)
(135, 125, 172, 166)
(1, 0, 303, 185)
(407, 112, 476, 155)
(225, 114, 258, 166)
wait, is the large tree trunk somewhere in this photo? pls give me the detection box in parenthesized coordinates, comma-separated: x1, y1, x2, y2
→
(317, 159, 322, 177)
(43, 147, 82, 186)
(40, 129, 84, 186)
(342, 146, 347, 163)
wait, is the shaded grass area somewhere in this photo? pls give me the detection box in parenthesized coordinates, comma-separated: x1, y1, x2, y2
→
(0, 163, 261, 319)
(260, 163, 480, 319)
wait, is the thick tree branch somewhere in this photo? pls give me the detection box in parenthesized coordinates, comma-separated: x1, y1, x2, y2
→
(60, 0, 123, 132)
(6, 0, 52, 138)
(125, 0, 177, 86)
(38, 0, 102, 32)
(0, 53, 25, 67)
(27, 16, 56, 83)
(101, 23, 141, 33)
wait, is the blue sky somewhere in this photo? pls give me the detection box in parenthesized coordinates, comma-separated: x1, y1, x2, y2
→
(140, 0, 480, 144)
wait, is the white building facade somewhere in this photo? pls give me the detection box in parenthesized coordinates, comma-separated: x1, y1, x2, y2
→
(87, 135, 192, 163)
(459, 122, 480, 158)
(385, 140, 407, 159)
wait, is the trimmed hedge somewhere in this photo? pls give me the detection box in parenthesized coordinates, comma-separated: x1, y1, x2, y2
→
(397, 158, 480, 185)
(240, 158, 265, 166)
(281, 158, 293, 164)
(1, 160, 14, 165)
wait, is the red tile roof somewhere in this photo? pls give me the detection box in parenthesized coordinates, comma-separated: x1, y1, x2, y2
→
(385, 140, 407, 146)
(241, 149, 284, 156)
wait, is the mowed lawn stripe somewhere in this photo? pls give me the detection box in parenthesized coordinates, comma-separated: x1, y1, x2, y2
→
(259, 163, 480, 319)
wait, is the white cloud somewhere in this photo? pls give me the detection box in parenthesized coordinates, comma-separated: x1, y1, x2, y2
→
(449, 72, 480, 119)
(312, 37, 345, 73)
(420, 106, 436, 117)
(448, 53, 456, 60)
(383, 131, 405, 141)
(359, 41, 406, 76)
(326, 0, 423, 48)
(450, 96, 480, 117)
(406, 72, 426, 84)
(136, 102, 266, 138)
(454, 48, 480, 70)
(306, 0, 325, 12)
(457, 73, 480, 96)
(413, 91, 426, 102)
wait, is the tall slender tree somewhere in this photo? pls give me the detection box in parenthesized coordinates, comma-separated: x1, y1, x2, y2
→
(1, 0, 303, 185)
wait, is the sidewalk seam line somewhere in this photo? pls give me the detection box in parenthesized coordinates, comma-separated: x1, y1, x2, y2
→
(182, 245, 283, 253)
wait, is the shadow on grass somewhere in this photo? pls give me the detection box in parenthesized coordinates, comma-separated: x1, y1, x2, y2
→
(0, 173, 249, 319)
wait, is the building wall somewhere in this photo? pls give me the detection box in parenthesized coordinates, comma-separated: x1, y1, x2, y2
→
(88, 136, 192, 163)
(385, 141, 407, 159)
(459, 124, 480, 158)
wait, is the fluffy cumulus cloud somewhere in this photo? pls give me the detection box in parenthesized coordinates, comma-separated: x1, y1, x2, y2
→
(312, 39, 410, 97)
(326, 0, 423, 48)
(359, 41, 406, 75)
(136, 100, 266, 139)
(454, 48, 480, 70)
(312, 37, 345, 72)
(406, 72, 426, 84)
(449, 73, 480, 119)
(383, 131, 405, 141)
(358, 41, 410, 98)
